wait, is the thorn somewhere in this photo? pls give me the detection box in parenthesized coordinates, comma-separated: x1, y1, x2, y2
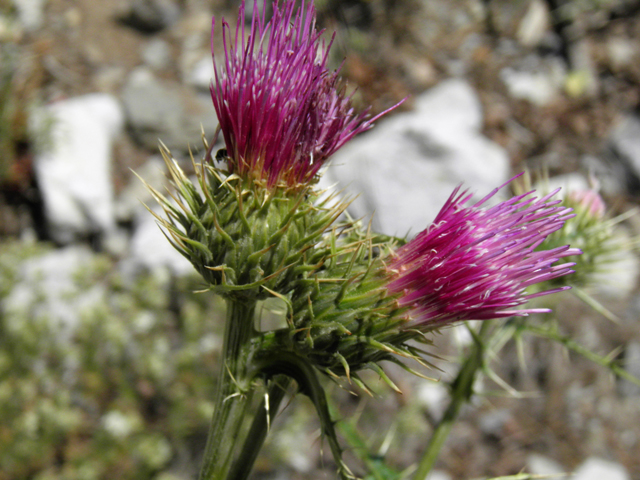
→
(265, 392, 271, 433)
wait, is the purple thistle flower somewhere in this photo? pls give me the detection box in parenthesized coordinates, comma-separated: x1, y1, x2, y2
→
(386, 176, 582, 328)
(210, 0, 396, 188)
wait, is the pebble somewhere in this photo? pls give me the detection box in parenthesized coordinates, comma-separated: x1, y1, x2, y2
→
(501, 54, 567, 106)
(141, 38, 172, 71)
(572, 457, 629, 480)
(517, 0, 551, 47)
(527, 453, 566, 476)
(118, 0, 181, 33)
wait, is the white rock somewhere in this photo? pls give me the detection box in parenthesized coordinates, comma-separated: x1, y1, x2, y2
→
(415, 381, 448, 421)
(517, 0, 551, 47)
(117, 157, 193, 275)
(501, 55, 566, 106)
(573, 458, 629, 480)
(319, 79, 510, 236)
(452, 320, 481, 347)
(31, 94, 123, 244)
(590, 228, 638, 299)
(188, 55, 214, 91)
(127, 204, 194, 277)
(12, 0, 45, 31)
(539, 173, 590, 199)
(527, 453, 566, 476)
(426, 471, 452, 480)
(607, 37, 638, 70)
(102, 410, 140, 439)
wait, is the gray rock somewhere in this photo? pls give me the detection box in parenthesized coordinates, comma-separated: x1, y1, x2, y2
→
(490, 0, 555, 49)
(606, 37, 638, 71)
(319, 79, 510, 236)
(573, 458, 629, 480)
(141, 38, 172, 71)
(581, 154, 627, 198)
(118, 0, 181, 33)
(478, 408, 511, 437)
(115, 156, 168, 223)
(619, 341, 640, 397)
(501, 54, 567, 106)
(610, 114, 640, 184)
(121, 68, 218, 153)
(487, 0, 532, 37)
(31, 94, 124, 244)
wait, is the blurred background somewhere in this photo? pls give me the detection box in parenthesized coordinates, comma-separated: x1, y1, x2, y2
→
(1, 0, 640, 479)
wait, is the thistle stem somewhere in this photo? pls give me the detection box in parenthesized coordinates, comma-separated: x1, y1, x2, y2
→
(413, 321, 493, 480)
(199, 299, 257, 480)
(524, 324, 640, 387)
(228, 375, 293, 480)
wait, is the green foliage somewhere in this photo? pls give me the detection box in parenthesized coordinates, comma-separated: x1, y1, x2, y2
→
(0, 241, 226, 480)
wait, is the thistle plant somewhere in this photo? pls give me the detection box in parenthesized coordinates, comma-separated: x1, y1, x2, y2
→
(144, 1, 589, 479)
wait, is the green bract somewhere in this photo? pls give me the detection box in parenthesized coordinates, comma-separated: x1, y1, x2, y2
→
(143, 144, 349, 301)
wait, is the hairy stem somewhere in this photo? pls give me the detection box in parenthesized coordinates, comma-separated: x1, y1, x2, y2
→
(228, 375, 293, 480)
(524, 324, 640, 387)
(198, 299, 257, 480)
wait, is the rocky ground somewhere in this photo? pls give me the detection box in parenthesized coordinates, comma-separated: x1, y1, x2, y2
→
(1, 0, 640, 479)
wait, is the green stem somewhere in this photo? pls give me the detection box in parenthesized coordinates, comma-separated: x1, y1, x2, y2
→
(524, 324, 640, 387)
(413, 321, 492, 480)
(253, 350, 355, 480)
(199, 299, 257, 480)
(228, 375, 293, 480)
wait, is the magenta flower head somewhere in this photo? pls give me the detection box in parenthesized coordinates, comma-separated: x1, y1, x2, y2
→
(210, 0, 395, 189)
(386, 176, 582, 328)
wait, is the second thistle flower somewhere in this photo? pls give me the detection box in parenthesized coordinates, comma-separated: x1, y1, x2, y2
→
(284, 178, 582, 378)
(386, 179, 582, 327)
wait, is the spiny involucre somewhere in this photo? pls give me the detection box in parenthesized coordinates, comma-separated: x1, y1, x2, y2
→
(210, 0, 396, 189)
(386, 178, 582, 328)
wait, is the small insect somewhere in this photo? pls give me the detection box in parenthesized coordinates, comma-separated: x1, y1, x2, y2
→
(215, 148, 228, 163)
